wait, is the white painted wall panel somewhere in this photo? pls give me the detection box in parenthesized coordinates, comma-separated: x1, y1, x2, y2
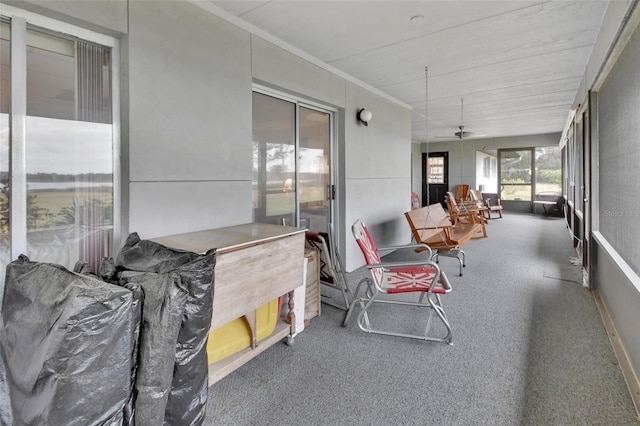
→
(344, 177, 412, 271)
(593, 17, 640, 392)
(411, 143, 422, 203)
(128, 1, 252, 182)
(344, 83, 412, 270)
(593, 233, 640, 391)
(251, 36, 346, 108)
(129, 181, 252, 240)
(598, 21, 640, 275)
(345, 85, 411, 180)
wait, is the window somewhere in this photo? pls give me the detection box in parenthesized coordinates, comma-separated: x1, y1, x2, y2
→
(475, 150, 497, 193)
(499, 149, 533, 201)
(0, 10, 119, 302)
(534, 146, 562, 196)
(427, 156, 445, 184)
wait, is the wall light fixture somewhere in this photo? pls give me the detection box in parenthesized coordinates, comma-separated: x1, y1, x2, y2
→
(357, 108, 372, 126)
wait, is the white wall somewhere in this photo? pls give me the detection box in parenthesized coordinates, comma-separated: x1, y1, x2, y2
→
(591, 10, 640, 391)
(125, 1, 254, 239)
(475, 151, 497, 193)
(343, 82, 413, 270)
(411, 143, 423, 203)
(14, 0, 413, 271)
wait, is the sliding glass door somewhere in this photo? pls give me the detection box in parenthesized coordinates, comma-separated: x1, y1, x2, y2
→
(252, 91, 334, 233)
(252, 92, 296, 226)
(299, 106, 332, 232)
(0, 11, 119, 304)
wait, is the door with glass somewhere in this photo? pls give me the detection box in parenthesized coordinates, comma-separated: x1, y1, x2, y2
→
(423, 152, 448, 207)
(252, 91, 333, 233)
(1, 16, 118, 303)
(499, 148, 533, 213)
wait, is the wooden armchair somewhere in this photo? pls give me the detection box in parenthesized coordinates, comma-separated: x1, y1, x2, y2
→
(446, 192, 488, 237)
(468, 189, 488, 219)
(484, 197, 504, 219)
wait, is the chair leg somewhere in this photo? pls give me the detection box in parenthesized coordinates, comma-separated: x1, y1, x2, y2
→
(342, 277, 368, 326)
(343, 273, 452, 344)
(352, 289, 453, 344)
(432, 249, 465, 276)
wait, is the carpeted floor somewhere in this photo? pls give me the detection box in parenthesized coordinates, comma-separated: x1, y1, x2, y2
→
(205, 213, 639, 425)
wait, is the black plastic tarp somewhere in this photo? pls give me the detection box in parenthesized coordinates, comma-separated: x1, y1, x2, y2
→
(118, 271, 188, 426)
(115, 233, 216, 426)
(0, 233, 216, 426)
(0, 255, 136, 425)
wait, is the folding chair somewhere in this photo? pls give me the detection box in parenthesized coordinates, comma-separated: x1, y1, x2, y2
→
(342, 219, 453, 344)
(305, 224, 351, 310)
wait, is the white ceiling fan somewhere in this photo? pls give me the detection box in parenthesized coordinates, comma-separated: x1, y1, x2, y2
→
(436, 98, 486, 140)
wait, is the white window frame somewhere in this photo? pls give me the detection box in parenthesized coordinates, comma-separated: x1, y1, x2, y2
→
(252, 84, 338, 228)
(1, 5, 120, 263)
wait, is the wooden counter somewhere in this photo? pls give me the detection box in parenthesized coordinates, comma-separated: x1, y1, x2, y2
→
(151, 223, 306, 385)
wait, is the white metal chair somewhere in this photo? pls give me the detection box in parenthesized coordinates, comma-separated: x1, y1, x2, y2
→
(342, 219, 453, 344)
(305, 224, 351, 310)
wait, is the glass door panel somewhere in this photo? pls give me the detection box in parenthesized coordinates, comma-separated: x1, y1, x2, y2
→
(24, 29, 114, 270)
(534, 146, 562, 196)
(252, 92, 334, 232)
(252, 92, 296, 226)
(299, 106, 331, 233)
(0, 21, 10, 279)
(499, 149, 533, 201)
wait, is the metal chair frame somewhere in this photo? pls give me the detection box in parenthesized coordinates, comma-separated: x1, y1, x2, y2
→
(305, 224, 351, 311)
(342, 219, 453, 344)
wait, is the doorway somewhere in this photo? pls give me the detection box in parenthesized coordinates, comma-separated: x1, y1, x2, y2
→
(498, 148, 534, 213)
(422, 152, 448, 207)
(251, 90, 334, 234)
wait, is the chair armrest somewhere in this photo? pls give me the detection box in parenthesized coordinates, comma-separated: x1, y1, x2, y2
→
(439, 270, 452, 292)
(377, 243, 433, 258)
(366, 259, 440, 273)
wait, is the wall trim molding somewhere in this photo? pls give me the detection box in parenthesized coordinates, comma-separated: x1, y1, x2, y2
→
(593, 290, 640, 419)
(593, 232, 640, 293)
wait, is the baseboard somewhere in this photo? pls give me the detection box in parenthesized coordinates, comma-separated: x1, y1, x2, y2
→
(593, 290, 640, 420)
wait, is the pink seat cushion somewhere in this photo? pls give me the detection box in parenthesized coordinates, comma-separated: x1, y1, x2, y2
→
(385, 266, 447, 294)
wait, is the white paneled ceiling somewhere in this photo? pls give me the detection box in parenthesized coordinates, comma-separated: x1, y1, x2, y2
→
(208, 1, 609, 143)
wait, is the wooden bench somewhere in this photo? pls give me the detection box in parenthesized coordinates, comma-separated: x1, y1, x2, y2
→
(404, 203, 484, 276)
